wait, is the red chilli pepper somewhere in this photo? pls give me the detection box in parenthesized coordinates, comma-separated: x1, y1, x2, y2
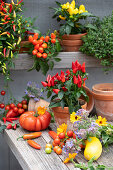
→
(6, 124, 12, 129)
(9, 4, 12, 13)
(8, 118, 18, 121)
(13, 124, 17, 130)
(6, 118, 13, 123)
(17, 0, 23, 5)
(3, 48, 6, 57)
(13, 25, 16, 32)
(3, 21, 9, 25)
(1, 7, 7, 13)
(3, 117, 6, 124)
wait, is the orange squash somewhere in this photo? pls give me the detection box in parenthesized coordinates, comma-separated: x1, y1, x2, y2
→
(19, 111, 51, 131)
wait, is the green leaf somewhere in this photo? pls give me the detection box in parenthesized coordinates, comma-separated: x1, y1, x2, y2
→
(88, 137, 92, 142)
(60, 100, 65, 109)
(65, 25, 72, 35)
(49, 61, 54, 70)
(58, 91, 64, 100)
(47, 91, 52, 98)
(0, 125, 6, 133)
(39, 61, 49, 75)
(67, 21, 74, 27)
(54, 57, 61, 62)
(55, 1, 61, 7)
(49, 102, 61, 108)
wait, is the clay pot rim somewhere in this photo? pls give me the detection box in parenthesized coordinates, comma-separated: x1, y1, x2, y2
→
(61, 33, 87, 40)
(59, 39, 83, 46)
(92, 83, 113, 93)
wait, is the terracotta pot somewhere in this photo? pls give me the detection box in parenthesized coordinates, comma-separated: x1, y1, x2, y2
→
(59, 33, 87, 52)
(92, 83, 113, 121)
(52, 86, 94, 126)
(19, 41, 31, 53)
(28, 98, 50, 112)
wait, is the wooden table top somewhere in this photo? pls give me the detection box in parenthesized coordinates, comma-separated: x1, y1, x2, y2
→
(1, 122, 113, 170)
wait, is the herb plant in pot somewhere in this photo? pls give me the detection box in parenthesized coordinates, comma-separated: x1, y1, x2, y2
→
(41, 60, 94, 125)
(51, 0, 93, 52)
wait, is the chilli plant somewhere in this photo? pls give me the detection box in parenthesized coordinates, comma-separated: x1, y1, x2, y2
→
(0, 0, 38, 82)
(80, 12, 113, 71)
(51, 0, 93, 35)
(41, 60, 88, 113)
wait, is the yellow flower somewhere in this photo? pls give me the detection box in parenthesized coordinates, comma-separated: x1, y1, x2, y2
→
(62, 2, 70, 9)
(68, 6, 75, 15)
(37, 106, 47, 115)
(64, 153, 77, 164)
(79, 4, 88, 14)
(59, 15, 66, 20)
(70, 112, 81, 123)
(70, 0, 75, 9)
(73, 8, 78, 15)
(95, 116, 107, 126)
(57, 123, 67, 135)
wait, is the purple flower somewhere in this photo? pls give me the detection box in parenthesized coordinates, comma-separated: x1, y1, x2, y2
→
(34, 98, 40, 102)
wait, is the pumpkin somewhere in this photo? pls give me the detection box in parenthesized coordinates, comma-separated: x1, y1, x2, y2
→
(19, 111, 51, 131)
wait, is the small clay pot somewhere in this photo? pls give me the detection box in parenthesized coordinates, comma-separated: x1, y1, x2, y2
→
(92, 83, 113, 121)
(59, 33, 87, 52)
(19, 41, 31, 53)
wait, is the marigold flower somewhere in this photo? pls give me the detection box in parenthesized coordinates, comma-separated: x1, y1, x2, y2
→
(95, 116, 107, 126)
(57, 123, 67, 135)
(63, 153, 77, 164)
(37, 106, 47, 115)
(70, 112, 81, 123)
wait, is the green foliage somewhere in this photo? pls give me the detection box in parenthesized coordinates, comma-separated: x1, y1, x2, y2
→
(80, 12, 113, 69)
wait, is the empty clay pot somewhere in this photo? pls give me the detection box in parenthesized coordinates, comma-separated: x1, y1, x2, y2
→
(92, 83, 113, 121)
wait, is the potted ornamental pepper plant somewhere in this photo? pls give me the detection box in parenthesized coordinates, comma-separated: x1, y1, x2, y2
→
(41, 60, 94, 125)
(0, 0, 38, 82)
(51, 0, 94, 52)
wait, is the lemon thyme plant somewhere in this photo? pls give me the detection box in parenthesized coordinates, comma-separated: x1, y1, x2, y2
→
(0, 0, 38, 82)
(51, 0, 94, 35)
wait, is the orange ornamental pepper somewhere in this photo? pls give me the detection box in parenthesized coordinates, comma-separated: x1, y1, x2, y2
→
(13, 25, 16, 32)
(17, 132, 42, 140)
(27, 140, 41, 150)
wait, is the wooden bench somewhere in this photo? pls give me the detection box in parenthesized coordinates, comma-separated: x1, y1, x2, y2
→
(1, 122, 113, 170)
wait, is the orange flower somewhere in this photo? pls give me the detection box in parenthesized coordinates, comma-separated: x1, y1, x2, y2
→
(64, 153, 77, 164)
(37, 106, 47, 115)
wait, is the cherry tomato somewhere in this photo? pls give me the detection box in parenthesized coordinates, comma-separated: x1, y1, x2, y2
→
(59, 142, 65, 148)
(41, 43, 47, 48)
(51, 39, 56, 44)
(38, 47, 44, 53)
(45, 36, 50, 42)
(21, 100, 27, 104)
(32, 49, 37, 55)
(32, 39, 38, 45)
(73, 133, 76, 139)
(58, 132, 65, 139)
(36, 52, 42, 58)
(1, 90, 5, 95)
(55, 147, 62, 155)
(34, 44, 39, 50)
(53, 146, 59, 152)
(54, 137, 60, 145)
(10, 103, 15, 109)
(0, 103, 5, 109)
(28, 35, 33, 43)
(37, 39, 43, 45)
(17, 103, 22, 108)
(18, 108, 24, 115)
(22, 104, 27, 110)
(51, 33, 56, 39)
(5, 105, 10, 110)
(45, 148, 52, 154)
(42, 53, 47, 59)
(33, 33, 38, 40)
(40, 36, 44, 41)
(13, 106, 18, 112)
(45, 143, 52, 149)
(52, 141, 58, 147)
(67, 130, 73, 137)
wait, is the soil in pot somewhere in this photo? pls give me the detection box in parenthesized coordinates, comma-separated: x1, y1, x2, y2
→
(92, 83, 113, 121)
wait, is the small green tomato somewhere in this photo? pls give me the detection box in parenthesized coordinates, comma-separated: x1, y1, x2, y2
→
(45, 147, 52, 154)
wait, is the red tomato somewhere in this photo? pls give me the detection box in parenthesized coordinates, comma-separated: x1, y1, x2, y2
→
(58, 132, 65, 139)
(13, 106, 18, 113)
(45, 36, 50, 42)
(53, 146, 59, 152)
(34, 44, 39, 50)
(21, 100, 27, 104)
(10, 103, 15, 109)
(40, 36, 44, 41)
(54, 137, 60, 145)
(6, 109, 17, 118)
(51, 33, 56, 39)
(56, 147, 62, 155)
(17, 103, 23, 108)
(1, 90, 5, 95)
(5, 105, 10, 110)
(18, 108, 24, 115)
(32, 49, 37, 55)
(28, 35, 33, 43)
(52, 141, 58, 147)
(59, 142, 65, 148)
(51, 39, 56, 44)
(37, 39, 43, 45)
(42, 53, 47, 59)
(32, 39, 38, 45)
(0, 103, 5, 109)
(38, 47, 44, 53)
(67, 130, 73, 137)
(41, 43, 47, 48)
(22, 104, 27, 110)
(33, 33, 38, 40)
(36, 52, 42, 58)
(73, 133, 76, 139)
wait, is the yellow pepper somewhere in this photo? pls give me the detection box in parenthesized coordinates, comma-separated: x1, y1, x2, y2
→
(79, 5, 88, 14)
(13, 11, 16, 18)
(59, 15, 66, 20)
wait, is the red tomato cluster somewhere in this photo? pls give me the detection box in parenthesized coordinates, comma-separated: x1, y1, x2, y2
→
(28, 33, 56, 59)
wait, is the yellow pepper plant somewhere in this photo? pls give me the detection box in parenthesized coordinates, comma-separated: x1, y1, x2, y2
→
(52, 0, 94, 35)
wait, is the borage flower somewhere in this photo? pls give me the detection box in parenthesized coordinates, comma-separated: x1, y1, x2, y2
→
(57, 123, 67, 135)
(95, 116, 107, 126)
(70, 112, 81, 123)
(63, 153, 77, 164)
